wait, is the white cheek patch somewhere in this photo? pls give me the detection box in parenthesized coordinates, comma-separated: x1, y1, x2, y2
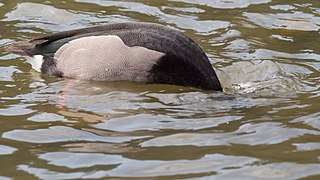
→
(25, 55, 44, 72)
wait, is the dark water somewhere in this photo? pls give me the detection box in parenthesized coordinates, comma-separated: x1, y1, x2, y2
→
(0, 0, 319, 179)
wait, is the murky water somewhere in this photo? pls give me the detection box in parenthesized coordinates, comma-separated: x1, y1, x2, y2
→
(0, 0, 319, 179)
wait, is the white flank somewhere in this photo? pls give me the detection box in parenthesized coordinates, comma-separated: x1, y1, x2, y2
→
(26, 55, 44, 72)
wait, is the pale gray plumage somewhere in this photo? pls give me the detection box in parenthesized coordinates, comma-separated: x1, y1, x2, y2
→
(55, 35, 164, 81)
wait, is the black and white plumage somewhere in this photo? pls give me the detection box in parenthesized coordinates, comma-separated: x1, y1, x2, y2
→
(8, 22, 222, 91)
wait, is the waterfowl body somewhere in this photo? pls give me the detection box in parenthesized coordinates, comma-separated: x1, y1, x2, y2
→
(8, 22, 222, 91)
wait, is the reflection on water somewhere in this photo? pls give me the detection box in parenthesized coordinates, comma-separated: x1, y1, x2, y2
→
(169, 0, 272, 9)
(3, 126, 149, 143)
(0, 145, 17, 155)
(20, 153, 257, 178)
(0, 0, 319, 179)
(141, 122, 319, 147)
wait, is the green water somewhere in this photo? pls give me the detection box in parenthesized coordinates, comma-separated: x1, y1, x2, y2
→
(0, 0, 319, 179)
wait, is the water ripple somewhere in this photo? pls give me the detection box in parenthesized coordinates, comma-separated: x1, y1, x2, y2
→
(0, 145, 17, 155)
(244, 12, 320, 31)
(0, 0, 319, 179)
(3, 126, 149, 143)
(93, 114, 242, 132)
(141, 122, 320, 147)
(208, 162, 320, 179)
(3, 2, 131, 32)
(20, 153, 257, 178)
(0, 66, 21, 82)
(169, 0, 272, 9)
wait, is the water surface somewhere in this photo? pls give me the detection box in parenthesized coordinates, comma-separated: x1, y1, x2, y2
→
(0, 0, 319, 179)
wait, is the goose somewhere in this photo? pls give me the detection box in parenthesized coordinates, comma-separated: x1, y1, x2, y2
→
(8, 22, 222, 91)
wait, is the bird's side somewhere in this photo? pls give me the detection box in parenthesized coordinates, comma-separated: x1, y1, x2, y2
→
(7, 22, 222, 91)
